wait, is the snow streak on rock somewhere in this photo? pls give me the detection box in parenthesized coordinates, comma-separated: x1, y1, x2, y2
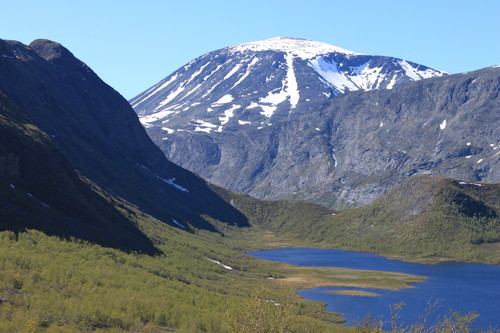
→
(132, 37, 447, 135)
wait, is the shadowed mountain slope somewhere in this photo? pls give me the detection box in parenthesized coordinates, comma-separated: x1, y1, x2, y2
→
(0, 92, 158, 253)
(0, 38, 247, 232)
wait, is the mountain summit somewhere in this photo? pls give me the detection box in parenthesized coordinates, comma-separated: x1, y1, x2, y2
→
(130, 38, 498, 208)
(131, 37, 446, 134)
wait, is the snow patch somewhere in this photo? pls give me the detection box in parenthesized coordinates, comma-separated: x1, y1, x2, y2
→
(477, 159, 483, 164)
(213, 94, 234, 106)
(439, 120, 447, 130)
(309, 57, 357, 93)
(131, 73, 179, 108)
(139, 110, 176, 126)
(140, 165, 189, 192)
(238, 120, 251, 125)
(26, 193, 50, 208)
(161, 127, 175, 134)
(230, 57, 260, 89)
(10, 184, 14, 189)
(192, 119, 217, 133)
(206, 258, 233, 270)
(459, 182, 483, 187)
(217, 105, 241, 131)
(229, 37, 359, 59)
(172, 219, 186, 229)
(285, 53, 299, 109)
(223, 64, 242, 80)
(398, 60, 446, 81)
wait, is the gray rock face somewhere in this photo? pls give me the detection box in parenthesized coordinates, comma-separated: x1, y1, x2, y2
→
(0, 38, 247, 230)
(131, 38, 498, 208)
(140, 64, 500, 208)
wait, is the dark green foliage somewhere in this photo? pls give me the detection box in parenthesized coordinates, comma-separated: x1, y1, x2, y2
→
(214, 177, 499, 264)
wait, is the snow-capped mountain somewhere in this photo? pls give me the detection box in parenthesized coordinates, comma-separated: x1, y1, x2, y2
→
(130, 38, 499, 208)
(131, 37, 446, 133)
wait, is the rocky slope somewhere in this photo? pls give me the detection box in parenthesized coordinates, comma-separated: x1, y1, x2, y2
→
(0, 92, 158, 253)
(130, 37, 498, 207)
(0, 38, 247, 231)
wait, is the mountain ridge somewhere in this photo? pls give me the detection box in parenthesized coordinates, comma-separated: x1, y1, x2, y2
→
(130, 36, 498, 207)
(0, 38, 248, 232)
(131, 37, 446, 134)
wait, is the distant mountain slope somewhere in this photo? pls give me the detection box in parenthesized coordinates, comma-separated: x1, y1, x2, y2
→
(218, 176, 500, 264)
(0, 92, 158, 253)
(132, 37, 445, 134)
(136, 58, 499, 207)
(0, 38, 247, 231)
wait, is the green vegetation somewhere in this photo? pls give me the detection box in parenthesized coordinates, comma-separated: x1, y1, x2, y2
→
(354, 302, 496, 333)
(1, 92, 498, 331)
(327, 290, 380, 297)
(213, 177, 500, 264)
(0, 228, 343, 332)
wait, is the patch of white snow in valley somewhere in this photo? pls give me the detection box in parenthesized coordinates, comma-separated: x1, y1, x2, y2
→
(439, 120, 447, 130)
(139, 110, 176, 126)
(238, 120, 251, 125)
(206, 258, 233, 270)
(466, 155, 471, 159)
(172, 219, 186, 229)
(217, 105, 241, 131)
(229, 37, 360, 60)
(380, 121, 384, 127)
(247, 102, 260, 109)
(309, 57, 358, 93)
(161, 127, 175, 134)
(386, 75, 398, 89)
(459, 182, 483, 187)
(397, 60, 446, 81)
(315, 128, 320, 131)
(212, 94, 234, 106)
(193, 119, 217, 133)
(26, 193, 50, 208)
(285, 53, 299, 109)
(258, 83, 288, 118)
(154, 84, 186, 110)
(131, 73, 179, 107)
(477, 159, 483, 164)
(140, 165, 189, 192)
(223, 64, 242, 80)
(467, 142, 471, 146)
(231, 57, 260, 89)
(349, 64, 385, 90)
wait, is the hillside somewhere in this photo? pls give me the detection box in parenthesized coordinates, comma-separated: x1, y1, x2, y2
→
(219, 176, 500, 264)
(0, 92, 157, 253)
(0, 38, 246, 232)
(165, 67, 499, 208)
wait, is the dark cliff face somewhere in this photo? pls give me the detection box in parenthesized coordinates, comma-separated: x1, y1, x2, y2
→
(0, 92, 158, 253)
(148, 67, 500, 207)
(0, 38, 247, 230)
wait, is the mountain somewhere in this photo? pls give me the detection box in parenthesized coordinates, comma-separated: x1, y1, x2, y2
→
(0, 38, 247, 233)
(0, 92, 158, 253)
(131, 37, 446, 133)
(130, 37, 499, 207)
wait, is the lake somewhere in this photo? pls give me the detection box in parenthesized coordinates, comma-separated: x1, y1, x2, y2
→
(249, 248, 500, 330)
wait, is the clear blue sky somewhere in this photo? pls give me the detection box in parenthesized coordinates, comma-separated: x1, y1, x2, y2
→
(1, 0, 499, 99)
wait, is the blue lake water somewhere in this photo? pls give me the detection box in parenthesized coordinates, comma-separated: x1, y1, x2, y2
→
(249, 248, 500, 330)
